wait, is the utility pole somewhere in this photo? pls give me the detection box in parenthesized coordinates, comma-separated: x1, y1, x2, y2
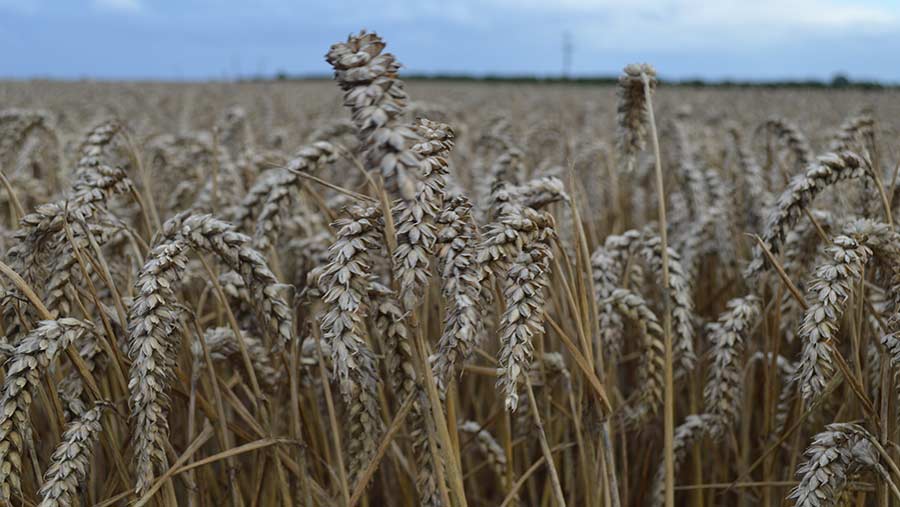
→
(562, 31, 573, 79)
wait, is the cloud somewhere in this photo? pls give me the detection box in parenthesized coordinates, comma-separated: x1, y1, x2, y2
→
(475, 0, 898, 51)
(92, 0, 142, 13)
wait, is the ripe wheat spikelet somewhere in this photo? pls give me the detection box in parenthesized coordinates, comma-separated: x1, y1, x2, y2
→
(192, 326, 281, 390)
(640, 231, 696, 376)
(605, 288, 665, 422)
(590, 246, 626, 358)
(58, 337, 106, 420)
(166, 213, 294, 347)
(371, 284, 444, 505)
(127, 239, 190, 494)
(391, 118, 452, 312)
(0, 108, 55, 168)
(486, 148, 527, 219)
(459, 420, 513, 493)
(830, 112, 875, 153)
(727, 124, 772, 226)
(650, 414, 716, 507)
(671, 119, 711, 219)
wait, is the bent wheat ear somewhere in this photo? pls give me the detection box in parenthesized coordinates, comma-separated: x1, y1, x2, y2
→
(671, 119, 711, 219)
(616, 63, 657, 173)
(326, 30, 421, 201)
(459, 420, 512, 491)
(796, 236, 871, 403)
(391, 118, 453, 311)
(640, 231, 696, 377)
(727, 124, 772, 226)
(790, 423, 882, 507)
(0, 318, 95, 501)
(830, 113, 875, 154)
(748, 151, 868, 276)
(606, 288, 665, 422)
(166, 213, 294, 347)
(370, 284, 443, 506)
(127, 240, 190, 494)
(253, 141, 337, 251)
(37, 403, 106, 507)
(192, 327, 281, 390)
(590, 246, 626, 359)
(763, 117, 814, 170)
(650, 414, 716, 507)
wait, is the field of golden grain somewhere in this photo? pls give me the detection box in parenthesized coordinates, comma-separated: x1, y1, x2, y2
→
(0, 30, 899, 507)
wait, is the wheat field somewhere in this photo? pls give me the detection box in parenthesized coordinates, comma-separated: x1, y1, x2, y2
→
(0, 30, 899, 507)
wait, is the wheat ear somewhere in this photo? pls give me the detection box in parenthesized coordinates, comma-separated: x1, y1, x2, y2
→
(748, 151, 868, 276)
(326, 30, 420, 200)
(703, 295, 761, 433)
(789, 423, 883, 507)
(796, 235, 871, 403)
(37, 403, 107, 507)
(315, 204, 384, 480)
(616, 63, 656, 172)
(605, 288, 666, 422)
(650, 414, 716, 507)
(496, 209, 556, 412)
(0, 318, 95, 500)
(432, 195, 488, 395)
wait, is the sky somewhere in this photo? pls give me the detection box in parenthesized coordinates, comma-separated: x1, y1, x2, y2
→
(1, 0, 899, 82)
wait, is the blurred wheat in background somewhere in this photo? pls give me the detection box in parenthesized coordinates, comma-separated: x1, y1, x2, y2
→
(4, 27, 900, 507)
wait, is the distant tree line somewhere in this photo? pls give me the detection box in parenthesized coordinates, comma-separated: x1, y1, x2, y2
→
(262, 71, 888, 89)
